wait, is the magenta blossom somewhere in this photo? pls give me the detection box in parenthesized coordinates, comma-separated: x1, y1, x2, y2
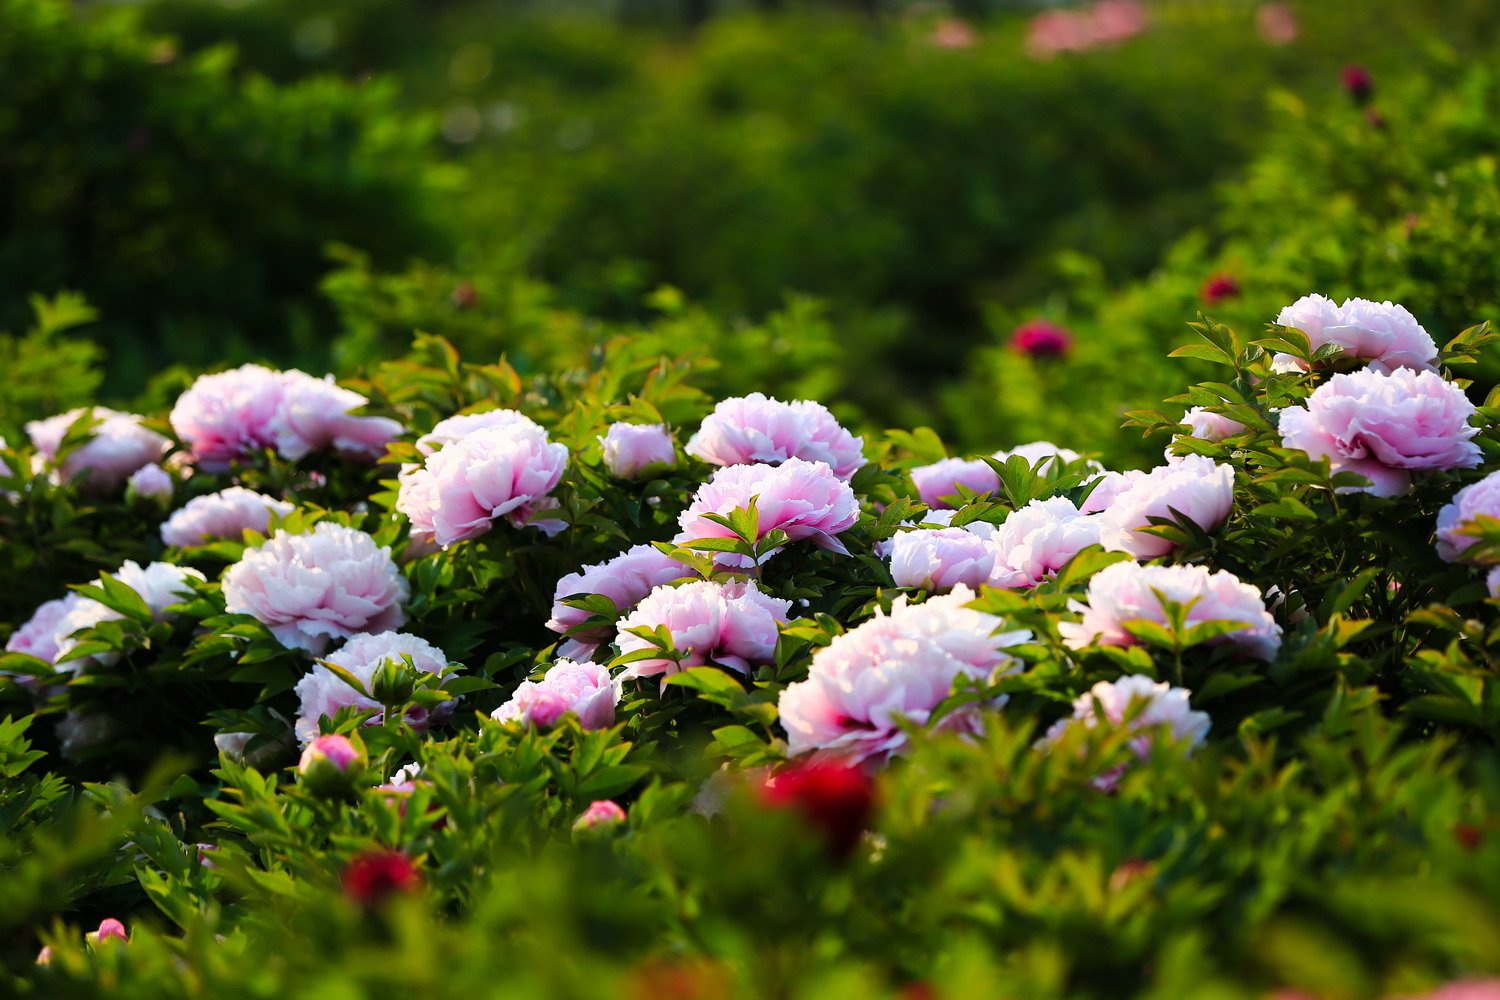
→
(493, 659, 617, 730)
(1009, 319, 1073, 359)
(1059, 562, 1281, 661)
(909, 457, 1000, 509)
(615, 580, 790, 680)
(1098, 454, 1235, 558)
(223, 522, 409, 655)
(685, 393, 865, 479)
(1279, 367, 1481, 497)
(1436, 472, 1500, 564)
(1200, 274, 1241, 306)
(161, 487, 294, 547)
(778, 586, 1030, 766)
(599, 422, 676, 478)
(546, 544, 689, 660)
(27, 407, 170, 492)
(396, 423, 569, 548)
(675, 458, 859, 568)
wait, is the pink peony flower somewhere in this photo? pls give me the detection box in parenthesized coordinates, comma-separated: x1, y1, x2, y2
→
(1200, 274, 1241, 306)
(396, 423, 569, 548)
(492, 659, 617, 730)
(293, 631, 453, 742)
(887, 527, 1000, 592)
(1097, 455, 1235, 558)
(991, 497, 1103, 588)
(930, 17, 976, 49)
(1040, 674, 1211, 790)
(1489, 567, 1500, 599)
(1436, 472, 1500, 564)
(1059, 562, 1281, 661)
(1079, 468, 1147, 514)
(51, 561, 206, 672)
(415, 409, 544, 456)
(545, 544, 689, 660)
(675, 458, 859, 568)
(1273, 295, 1438, 374)
(1278, 367, 1481, 497)
(778, 586, 1030, 765)
(223, 522, 409, 655)
(299, 733, 361, 774)
(1008, 319, 1073, 359)
(1179, 407, 1246, 443)
(615, 580, 790, 680)
(909, 457, 1000, 509)
(171, 364, 402, 470)
(685, 393, 865, 480)
(6, 594, 88, 666)
(993, 441, 1102, 476)
(126, 463, 174, 504)
(574, 799, 627, 832)
(161, 487, 295, 547)
(272, 370, 403, 463)
(1256, 3, 1297, 44)
(27, 407, 170, 492)
(599, 422, 676, 479)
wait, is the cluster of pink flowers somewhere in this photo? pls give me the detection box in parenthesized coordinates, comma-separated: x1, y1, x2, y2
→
(675, 458, 859, 567)
(293, 630, 454, 742)
(160, 487, 294, 547)
(546, 544, 689, 659)
(170, 364, 403, 471)
(1273, 295, 1438, 374)
(27, 406, 170, 492)
(1027, 0, 1146, 59)
(492, 659, 617, 730)
(599, 422, 676, 479)
(615, 580, 790, 680)
(223, 522, 409, 655)
(1278, 367, 1480, 498)
(685, 393, 866, 480)
(1060, 562, 1282, 661)
(778, 587, 1030, 765)
(1041, 675, 1211, 790)
(397, 421, 569, 547)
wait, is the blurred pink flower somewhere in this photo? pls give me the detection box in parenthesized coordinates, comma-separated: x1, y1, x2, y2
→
(223, 522, 409, 655)
(546, 544, 689, 660)
(492, 659, 617, 730)
(1436, 472, 1500, 564)
(126, 462, 174, 504)
(161, 486, 294, 547)
(574, 799, 627, 832)
(1059, 562, 1282, 661)
(1279, 368, 1480, 497)
(1256, 3, 1297, 45)
(616, 580, 790, 680)
(686, 392, 865, 479)
(1027, 0, 1146, 59)
(599, 422, 675, 479)
(930, 17, 976, 50)
(1342, 65, 1374, 105)
(397, 423, 569, 548)
(675, 458, 859, 568)
(1009, 319, 1073, 359)
(1200, 274, 1241, 306)
(27, 407, 170, 492)
(90, 918, 127, 945)
(1041, 674, 1210, 789)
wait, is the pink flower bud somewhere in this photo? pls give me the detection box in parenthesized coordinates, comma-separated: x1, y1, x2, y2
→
(599, 422, 675, 479)
(573, 799, 627, 832)
(89, 918, 127, 945)
(1008, 319, 1073, 359)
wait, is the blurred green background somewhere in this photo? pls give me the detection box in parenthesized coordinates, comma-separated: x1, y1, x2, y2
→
(4, 0, 1499, 462)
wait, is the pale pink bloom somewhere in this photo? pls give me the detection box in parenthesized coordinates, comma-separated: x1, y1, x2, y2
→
(1179, 407, 1246, 442)
(223, 522, 409, 655)
(778, 586, 1030, 765)
(1080, 469, 1147, 514)
(930, 17, 976, 49)
(1273, 295, 1438, 374)
(272, 370, 403, 463)
(396, 423, 569, 548)
(27, 407, 170, 492)
(1097, 455, 1235, 558)
(6, 594, 88, 666)
(1489, 567, 1500, 599)
(675, 458, 859, 568)
(887, 527, 999, 591)
(126, 463, 174, 503)
(90, 919, 128, 945)
(1436, 472, 1500, 564)
(293, 631, 453, 742)
(1040, 675, 1210, 790)
(1278, 368, 1481, 498)
(161, 487, 295, 547)
(415, 409, 544, 456)
(1059, 562, 1281, 661)
(52, 561, 206, 671)
(685, 393, 865, 479)
(909, 457, 1000, 509)
(574, 799, 627, 831)
(169, 364, 286, 471)
(492, 659, 617, 730)
(615, 580, 790, 680)
(992, 497, 1103, 588)
(993, 441, 1103, 476)
(545, 544, 689, 660)
(599, 422, 676, 478)
(1256, 3, 1298, 44)
(299, 733, 361, 774)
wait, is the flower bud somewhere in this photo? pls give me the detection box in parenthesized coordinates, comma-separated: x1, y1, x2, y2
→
(126, 462, 174, 511)
(298, 733, 364, 795)
(573, 799, 627, 834)
(87, 918, 127, 946)
(370, 657, 417, 707)
(1008, 319, 1072, 360)
(1341, 65, 1373, 105)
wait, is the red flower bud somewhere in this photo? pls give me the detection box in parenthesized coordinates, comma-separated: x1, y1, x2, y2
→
(1200, 273, 1241, 306)
(1008, 319, 1073, 360)
(762, 761, 875, 859)
(1341, 65, 1374, 106)
(342, 849, 422, 906)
